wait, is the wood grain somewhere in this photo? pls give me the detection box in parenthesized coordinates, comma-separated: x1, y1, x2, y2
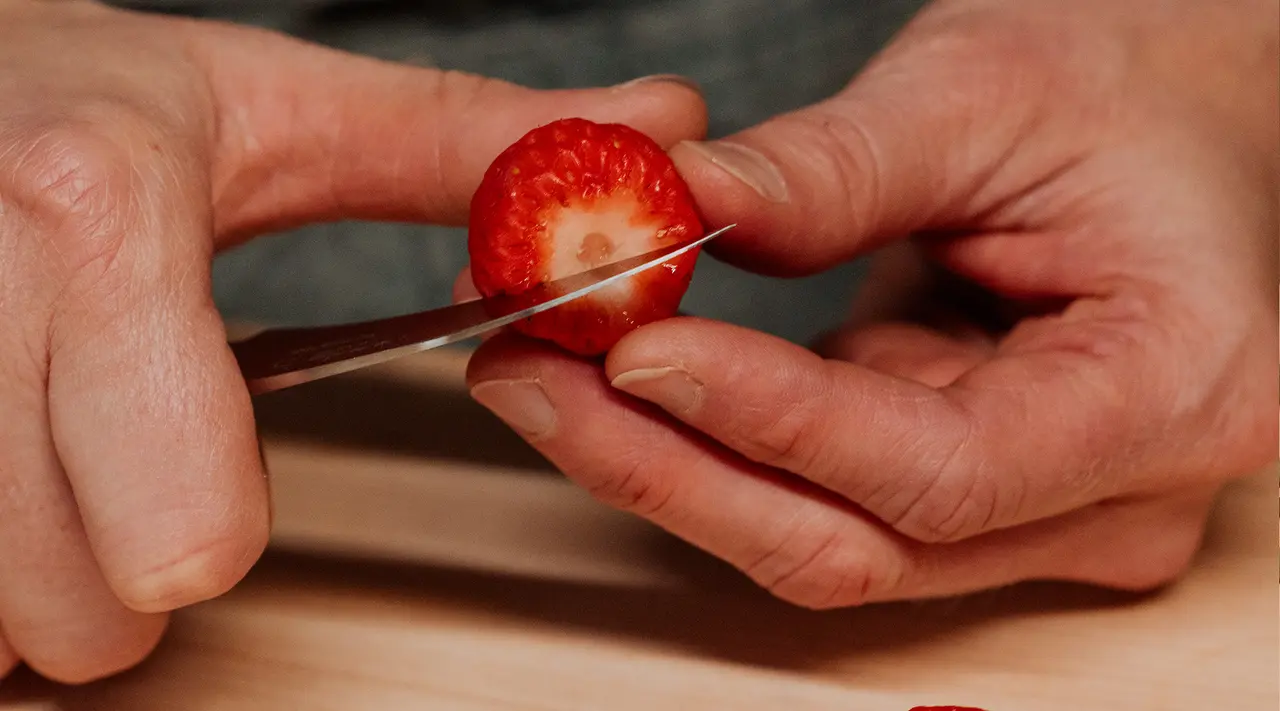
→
(1, 347, 1275, 710)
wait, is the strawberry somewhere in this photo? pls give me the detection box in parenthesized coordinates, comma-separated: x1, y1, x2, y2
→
(467, 117, 705, 356)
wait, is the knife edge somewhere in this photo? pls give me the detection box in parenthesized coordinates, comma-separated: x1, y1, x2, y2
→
(231, 223, 735, 394)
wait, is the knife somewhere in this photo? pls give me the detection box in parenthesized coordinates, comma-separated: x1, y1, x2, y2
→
(230, 223, 735, 395)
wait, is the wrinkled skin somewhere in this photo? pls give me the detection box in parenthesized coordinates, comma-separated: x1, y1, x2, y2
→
(0, 0, 706, 683)
(463, 0, 1278, 609)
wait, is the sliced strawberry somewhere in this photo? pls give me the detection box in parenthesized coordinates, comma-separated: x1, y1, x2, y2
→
(467, 117, 705, 356)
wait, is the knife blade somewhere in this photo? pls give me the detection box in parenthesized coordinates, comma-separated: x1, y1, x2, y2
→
(230, 223, 735, 395)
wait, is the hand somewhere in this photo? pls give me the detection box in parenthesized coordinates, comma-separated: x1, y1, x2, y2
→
(465, 0, 1277, 608)
(0, 0, 705, 682)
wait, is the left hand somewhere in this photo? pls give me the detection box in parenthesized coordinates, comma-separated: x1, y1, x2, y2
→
(461, 0, 1277, 607)
(0, 0, 707, 681)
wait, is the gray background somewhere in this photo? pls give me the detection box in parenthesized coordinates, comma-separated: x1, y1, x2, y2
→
(112, 0, 930, 345)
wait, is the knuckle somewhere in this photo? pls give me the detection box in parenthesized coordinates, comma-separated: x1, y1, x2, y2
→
(762, 107, 885, 270)
(893, 476, 996, 544)
(4, 113, 139, 216)
(745, 523, 897, 610)
(423, 69, 508, 208)
(583, 453, 680, 520)
(815, 111, 885, 242)
(738, 394, 832, 479)
(886, 428, 998, 543)
(433, 68, 503, 110)
(1, 109, 144, 278)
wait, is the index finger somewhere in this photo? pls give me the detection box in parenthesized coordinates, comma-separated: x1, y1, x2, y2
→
(181, 18, 708, 243)
(604, 315, 1194, 545)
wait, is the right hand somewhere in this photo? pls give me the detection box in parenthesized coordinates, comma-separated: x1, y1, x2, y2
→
(0, 0, 706, 682)
(462, 0, 1276, 610)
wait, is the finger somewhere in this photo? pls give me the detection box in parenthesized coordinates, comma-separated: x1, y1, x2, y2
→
(0, 287, 166, 681)
(0, 400, 167, 682)
(816, 322, 989, 388)
(840, 242, 940, 328)
(33, 119, 270, 614)
(175, 19, 707, 241)
(666, 14, 1080, 276)
(604, 318, 978, 538)
(840, 241, 1011, 336)
(606, 315, 1190, 545)
(465, 335, 1211, 607)
(815, 242, 995, 386)
(913, 484, 1216, 596)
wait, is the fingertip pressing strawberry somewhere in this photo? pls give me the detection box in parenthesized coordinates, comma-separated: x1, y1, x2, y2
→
(467, 117, 705, 356)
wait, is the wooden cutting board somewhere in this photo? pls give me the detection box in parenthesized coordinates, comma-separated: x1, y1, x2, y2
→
(1, 347, 1275, 710)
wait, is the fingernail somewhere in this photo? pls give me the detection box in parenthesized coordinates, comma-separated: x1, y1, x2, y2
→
(677, 140, 789, 203)
(470, 379, 557, 439)
(611, 367, 702, 414)
(615, 73, 703, 95)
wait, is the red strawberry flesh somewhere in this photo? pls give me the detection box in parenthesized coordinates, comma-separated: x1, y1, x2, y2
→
(467, 117, 705, 355)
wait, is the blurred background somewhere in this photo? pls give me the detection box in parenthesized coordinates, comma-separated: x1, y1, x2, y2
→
(108, 0, 930, 346)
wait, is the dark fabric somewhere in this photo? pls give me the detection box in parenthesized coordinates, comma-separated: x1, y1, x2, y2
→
(111, 0, 930, 343)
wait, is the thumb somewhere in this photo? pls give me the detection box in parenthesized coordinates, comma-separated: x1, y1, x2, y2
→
(177, 19, 708, 243)
(669, 20, 1073, 276)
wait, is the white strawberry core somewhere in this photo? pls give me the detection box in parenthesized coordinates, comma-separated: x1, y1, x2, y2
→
(546, 197, 661, 303)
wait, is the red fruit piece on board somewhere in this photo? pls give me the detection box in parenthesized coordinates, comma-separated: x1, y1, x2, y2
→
(467, 117, 705, 356)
